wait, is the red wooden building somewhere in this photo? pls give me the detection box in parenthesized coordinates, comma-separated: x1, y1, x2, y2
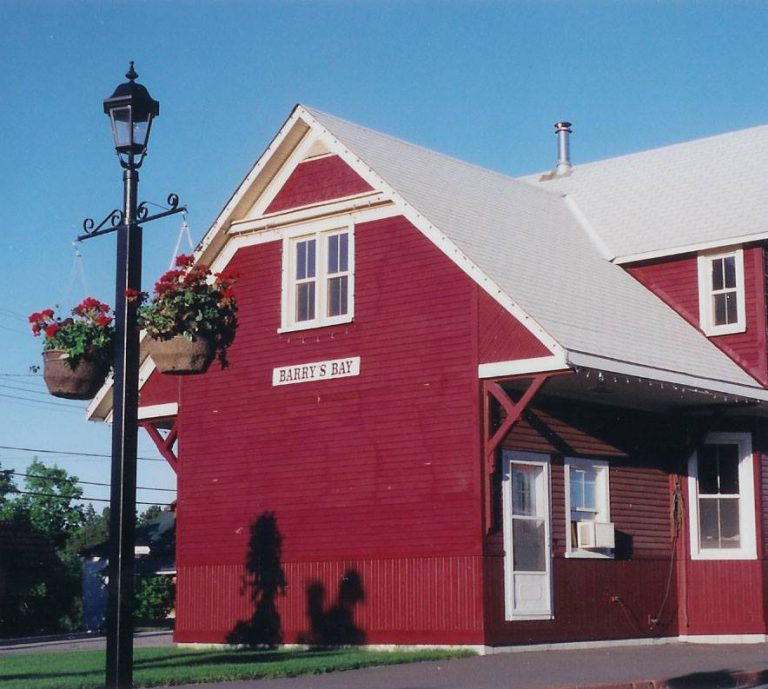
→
(90, 108, 768, 649)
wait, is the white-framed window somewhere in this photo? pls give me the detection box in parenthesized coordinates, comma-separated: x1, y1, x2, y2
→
(564, 458, 613, 558)
(688, 432, 756, 560)
(280, 223, 354, 332)
(697, 248, 746, 336)
(501, 451, 553, 620)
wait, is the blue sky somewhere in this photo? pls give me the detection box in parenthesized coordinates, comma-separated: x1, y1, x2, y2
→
(2, 1, 768, 505)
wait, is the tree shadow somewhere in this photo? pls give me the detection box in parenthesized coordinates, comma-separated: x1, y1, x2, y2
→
(227, 512, 286, 647)
(299, 569, 366, 645)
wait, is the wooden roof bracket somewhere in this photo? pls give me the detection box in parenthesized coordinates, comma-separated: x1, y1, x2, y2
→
(482, 372, 558, 533)
(140, 420, 179, 474)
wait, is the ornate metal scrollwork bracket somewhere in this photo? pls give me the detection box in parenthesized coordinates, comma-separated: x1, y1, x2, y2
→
(77, 193, 186, 242)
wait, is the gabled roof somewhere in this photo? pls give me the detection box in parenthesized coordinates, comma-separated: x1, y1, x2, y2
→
(303, 108, 768, 400)
(521, 124, 768, 262)
(88, 106, 768, 421)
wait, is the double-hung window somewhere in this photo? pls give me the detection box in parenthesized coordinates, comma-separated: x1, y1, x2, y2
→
(697, 249, 745, 336)
(282, 224, 354, 331)
(688, 432, 756, 560)
(564, 458, 613, 557)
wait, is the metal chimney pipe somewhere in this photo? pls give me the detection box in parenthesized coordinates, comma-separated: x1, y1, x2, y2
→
(554, 121, 572, 175)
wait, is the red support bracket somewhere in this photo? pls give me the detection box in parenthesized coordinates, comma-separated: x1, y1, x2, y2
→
(484, 374, 549, 471)
(482, 374, 551, 533)
(140, 420, 179, 474)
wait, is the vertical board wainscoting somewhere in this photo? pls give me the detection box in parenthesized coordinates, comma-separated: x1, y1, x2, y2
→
(175, 556, 485, 645)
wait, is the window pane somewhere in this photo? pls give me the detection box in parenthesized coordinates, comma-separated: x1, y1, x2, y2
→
(570, 467, 598, 512)
(724, 292, 738, 324)
(328, 235, 339, 274)
(697, 446, 719, 494)
(717, 445, 740, 494)
(296, 241, 307, 280)
(327, 276, 348, 317)
(307, 240, 316, 278)
(338, 233, 348, 271)
(714, 293, 728, 325)
(513, 519, 546, 571)
(296, 282, 315, 322)
(699, 444, 739, 495)
(723, 255, 736, 288)
(295, 240, 316, 280)
(711, 258, 724, 291)
(512, 465, 537, 516)
(700, 497, 741, 549)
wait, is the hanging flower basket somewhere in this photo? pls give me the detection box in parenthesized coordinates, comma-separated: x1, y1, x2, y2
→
(42, 349, 107, 400)
(147, 335, 215, 375)
(128, 254, 239, 374)
(30, 299, 114, 400)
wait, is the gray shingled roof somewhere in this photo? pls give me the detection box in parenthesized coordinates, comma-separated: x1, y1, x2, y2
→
(305, 108, 768, 399)
(521, 124, 768, 261)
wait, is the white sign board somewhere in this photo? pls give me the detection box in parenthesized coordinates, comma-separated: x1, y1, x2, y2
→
(272, 356, 361, 386)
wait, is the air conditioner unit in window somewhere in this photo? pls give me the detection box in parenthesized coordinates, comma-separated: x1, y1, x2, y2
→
(577, 521, 615, 549)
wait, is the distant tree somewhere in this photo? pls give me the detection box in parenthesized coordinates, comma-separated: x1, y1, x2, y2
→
(137, 504, 163, 526)
(64, 505, 109, 562)
(0, 460, 86, 635)
(0, 462, 16, 503)
(0, 459, 85, 551)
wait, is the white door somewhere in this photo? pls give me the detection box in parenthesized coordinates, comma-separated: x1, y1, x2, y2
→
(502, 451, 553, 619)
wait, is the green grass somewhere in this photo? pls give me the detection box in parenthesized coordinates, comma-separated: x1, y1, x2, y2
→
(0, 646, 475, 689)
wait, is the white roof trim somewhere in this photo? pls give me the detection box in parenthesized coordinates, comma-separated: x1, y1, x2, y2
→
(615, 235, 765, 265)
(138, 403, 178, 420)
(563, 195, 615, 261)
(479, 355, 569, 379)
(566, 350, 768, 403)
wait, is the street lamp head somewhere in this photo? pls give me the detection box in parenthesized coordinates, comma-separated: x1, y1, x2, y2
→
(103, 62, 159, 168)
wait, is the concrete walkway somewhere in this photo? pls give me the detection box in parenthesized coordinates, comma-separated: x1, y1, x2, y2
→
(3, 634, 768, 688)
(164, 641, 768, 689)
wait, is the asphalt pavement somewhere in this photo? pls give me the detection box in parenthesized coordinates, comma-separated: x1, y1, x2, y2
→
(3, 633, 768, 689)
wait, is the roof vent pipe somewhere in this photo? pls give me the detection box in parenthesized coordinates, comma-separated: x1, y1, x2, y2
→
(554, 121, 572, 175)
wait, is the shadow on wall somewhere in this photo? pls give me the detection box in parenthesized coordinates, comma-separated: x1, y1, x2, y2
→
(227, 512, 287, 647)
(299, 569, 366, 645)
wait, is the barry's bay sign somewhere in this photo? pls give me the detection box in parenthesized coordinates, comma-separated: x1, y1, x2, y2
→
(272, 356, 361, 386)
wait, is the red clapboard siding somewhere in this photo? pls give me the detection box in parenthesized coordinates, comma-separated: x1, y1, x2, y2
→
(484, 557, 678, 644)
(139, 368, 180, 408)
(484, 399, 681, 643)
(173, 215, 485, 642)
(478, 290, 550, 363)
(628, 247, 768, 385)
(265, 155, 373, 213)
(176, 556, 484, 645)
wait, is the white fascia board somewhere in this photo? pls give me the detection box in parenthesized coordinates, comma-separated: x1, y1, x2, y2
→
(138, 403, 178, 420)
(197, 106, 310, 261)
(298, 108, 564, 359)
(228, 192, 391, 236)
(614, 232, 768, 265)
(566, 350, 768, 403)
(478, 355, 569, 379)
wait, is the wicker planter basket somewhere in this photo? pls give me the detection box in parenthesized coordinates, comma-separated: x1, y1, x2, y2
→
(42, 349, 107, 400)
(148, 335, 215, 375)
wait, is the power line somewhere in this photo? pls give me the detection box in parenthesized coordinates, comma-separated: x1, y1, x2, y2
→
(0, 444, 164, 462)
(12, 488, 172, 507)
(13, 471, 175, 493)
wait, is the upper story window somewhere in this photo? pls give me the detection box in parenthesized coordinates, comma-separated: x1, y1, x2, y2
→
(564, 457, 613, 557)
(281, 223, 354, 332)
(688, 432, 756, 560)
(697, 248, 745, 336)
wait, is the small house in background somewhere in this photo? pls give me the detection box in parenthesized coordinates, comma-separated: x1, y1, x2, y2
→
(90, 107, 768, 649)
(81, 507, 175, 632)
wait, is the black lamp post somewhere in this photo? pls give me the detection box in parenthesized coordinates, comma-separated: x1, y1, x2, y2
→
(79, 63, 185, 689)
